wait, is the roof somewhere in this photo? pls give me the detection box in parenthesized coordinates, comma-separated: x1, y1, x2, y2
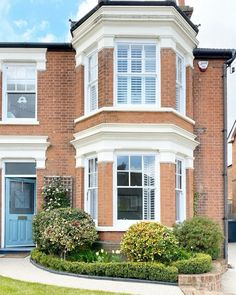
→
(228, 120, 236, 143)
(0, 43, 73, 51)
(193, 48, 234, 60)
(70, 0, 198, 34)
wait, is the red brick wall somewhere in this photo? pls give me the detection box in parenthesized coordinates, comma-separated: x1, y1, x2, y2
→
(98, 48, 113, 108)
(186, 66, 194, 119)
(193, 59, 224, 226)
(231, 141, 236, 213)
(161, 48, 176, 109)
(186, 168, 194, 218)
(160, 163, 176, 226)
(74, 167, 84, 210)
(98, 162, 113, 226)
(75, 111, 194, 133)
(98, 231, 124, 242)
(75, 65, 85, 118)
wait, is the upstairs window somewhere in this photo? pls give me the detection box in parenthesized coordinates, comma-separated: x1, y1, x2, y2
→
(3, 64, 36, 121)
(176, 54, 185, 114)
(87, 52, 98, 113)
(116, 43, 157, 105)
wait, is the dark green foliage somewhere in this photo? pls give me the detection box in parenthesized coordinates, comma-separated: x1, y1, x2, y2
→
(173, 216, 224, 259)
(32, 208, 98, 258)
(172, 253, 212, 274)
(31, 249, 178, 283)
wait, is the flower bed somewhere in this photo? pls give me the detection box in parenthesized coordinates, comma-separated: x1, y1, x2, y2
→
(31, 249, 178, 283)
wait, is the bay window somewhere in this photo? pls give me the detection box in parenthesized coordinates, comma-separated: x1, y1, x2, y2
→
(116, 43, 157, 105)
(3, 64, 36, 121)
(176, 54, 185, 114)
(116, 155, 156, 221)
(175, 159, 185, 222)
(87, 158, 98, 220)
(87, 51, 98, 113)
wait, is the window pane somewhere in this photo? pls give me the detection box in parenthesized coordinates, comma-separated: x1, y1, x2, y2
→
(88, 188, 97, 219)
(144, 188, 155, 220)
(117, 172, 129, 186)
(118, 60, 128, 73)
(5, 163, 36, 175)
(118, 188, 142, 220)
(131, 77, 142, 104)
(131, 60, 142, 73)
(145, 77, 156, 104)
(131, 172, 142, 186)
(144, 156, 155, 187)
(145, 45, 156, 58)
(117, 45, 128, 58)
(9, 181, 35, 214)
(117, 76, 128, 104)
(130, 156, 142, 170)
(176, 191, 182, 221)
(131, 45, 142, 58)
(7, 93, 35, 118)
(145, 60, 156, 72)
(117, 156, 129, 170)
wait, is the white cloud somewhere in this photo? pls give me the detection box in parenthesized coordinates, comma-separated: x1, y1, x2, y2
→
(75, 0, 97, 20)
(14, 19, 28, 29)
(38, 20, 50, 31)
(38, 33, 57, 43)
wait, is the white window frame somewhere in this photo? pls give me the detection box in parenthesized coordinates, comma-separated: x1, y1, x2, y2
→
(85, 50, 98, 114)
(85, 156, 98, 225)
(175, 158, 186, 222)
(176, 53, 186, 115)
(114, 152, 159, 229)
(114, 39, 160, 108)
(2, 63, 38, 124)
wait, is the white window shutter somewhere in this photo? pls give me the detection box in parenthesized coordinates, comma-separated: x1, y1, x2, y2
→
(143, 156, 155, 220)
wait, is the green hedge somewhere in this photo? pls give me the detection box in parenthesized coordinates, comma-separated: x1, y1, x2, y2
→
(31, 249, 178, 283)
(172, 253, 212, 274)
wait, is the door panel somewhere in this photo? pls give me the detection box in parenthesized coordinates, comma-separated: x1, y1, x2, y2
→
(5, 178, 36, 247)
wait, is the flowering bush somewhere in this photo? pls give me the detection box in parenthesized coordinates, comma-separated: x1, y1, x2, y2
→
(33, 208, 98, 259)
(42, 179, 70, 211)
(120, 222, 179, 263)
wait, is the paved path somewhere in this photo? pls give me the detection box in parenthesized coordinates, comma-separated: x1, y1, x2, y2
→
(222, 243, 236, 294)
(0, 256, 183, 295)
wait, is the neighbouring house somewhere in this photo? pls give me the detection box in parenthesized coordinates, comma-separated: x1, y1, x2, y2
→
(0, 0, 234, 253)
(228, 121, 236, 217)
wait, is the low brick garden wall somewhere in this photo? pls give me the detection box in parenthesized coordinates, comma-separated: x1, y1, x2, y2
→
(178, 260, 227, 294)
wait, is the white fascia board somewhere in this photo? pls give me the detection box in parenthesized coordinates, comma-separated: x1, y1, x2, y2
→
(0, 136, 50, 169)
(0, 48, 47, 71)
(72, 6, 198, 62)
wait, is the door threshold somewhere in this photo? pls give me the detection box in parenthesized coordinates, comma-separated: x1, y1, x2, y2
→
(0, 247, 34, 254)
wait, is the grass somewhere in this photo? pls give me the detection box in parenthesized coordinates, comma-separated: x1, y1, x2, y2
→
(0, 276, 126, 295)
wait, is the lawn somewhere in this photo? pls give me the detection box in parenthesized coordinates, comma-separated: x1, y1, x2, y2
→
(0, 276, 126, 295)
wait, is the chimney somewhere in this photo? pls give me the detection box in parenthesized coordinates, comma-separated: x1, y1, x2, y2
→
(178, 0, 185, 6)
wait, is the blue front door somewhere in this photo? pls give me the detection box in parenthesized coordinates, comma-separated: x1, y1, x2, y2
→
(5, 178, 36, 247)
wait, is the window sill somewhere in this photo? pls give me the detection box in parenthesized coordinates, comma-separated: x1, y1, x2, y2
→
(0, 120, 39, 125)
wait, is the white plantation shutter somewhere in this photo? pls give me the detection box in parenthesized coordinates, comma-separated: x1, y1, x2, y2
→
(88, 52, 98, 112)
(117, 43, 157, 105)
(143, 156, 155, 220)
(175, 159, 184, 222)
(176, 54, 185, 113)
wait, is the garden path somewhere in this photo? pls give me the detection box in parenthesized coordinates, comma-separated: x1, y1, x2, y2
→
(0, 256, 183, 295)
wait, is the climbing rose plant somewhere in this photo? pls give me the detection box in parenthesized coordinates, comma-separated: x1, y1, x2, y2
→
(42, 178, 70, 211)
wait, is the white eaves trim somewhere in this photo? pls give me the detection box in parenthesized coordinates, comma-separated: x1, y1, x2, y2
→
(0, 48, 47, 71)
(0, 136, 50, 169)
(74, 107, 195, 125)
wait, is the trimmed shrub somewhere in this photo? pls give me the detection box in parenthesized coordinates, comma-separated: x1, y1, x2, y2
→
(31, 249, 178, 283)
(120, 222, 179, 263)
(173, 216, 224, 259)
(172, 253, 212, 274)
(42, 179, 70, 211)
(32, 208, 98, 258)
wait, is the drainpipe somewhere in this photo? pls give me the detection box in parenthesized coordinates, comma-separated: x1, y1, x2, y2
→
(223, 49, 236, 260)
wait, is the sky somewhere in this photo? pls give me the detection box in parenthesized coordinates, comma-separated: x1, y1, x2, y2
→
(0, 0, 235, 158)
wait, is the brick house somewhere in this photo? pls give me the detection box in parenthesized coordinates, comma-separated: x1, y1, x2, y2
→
(228, 121, 236, 216)
(0, 0, 234, 252)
